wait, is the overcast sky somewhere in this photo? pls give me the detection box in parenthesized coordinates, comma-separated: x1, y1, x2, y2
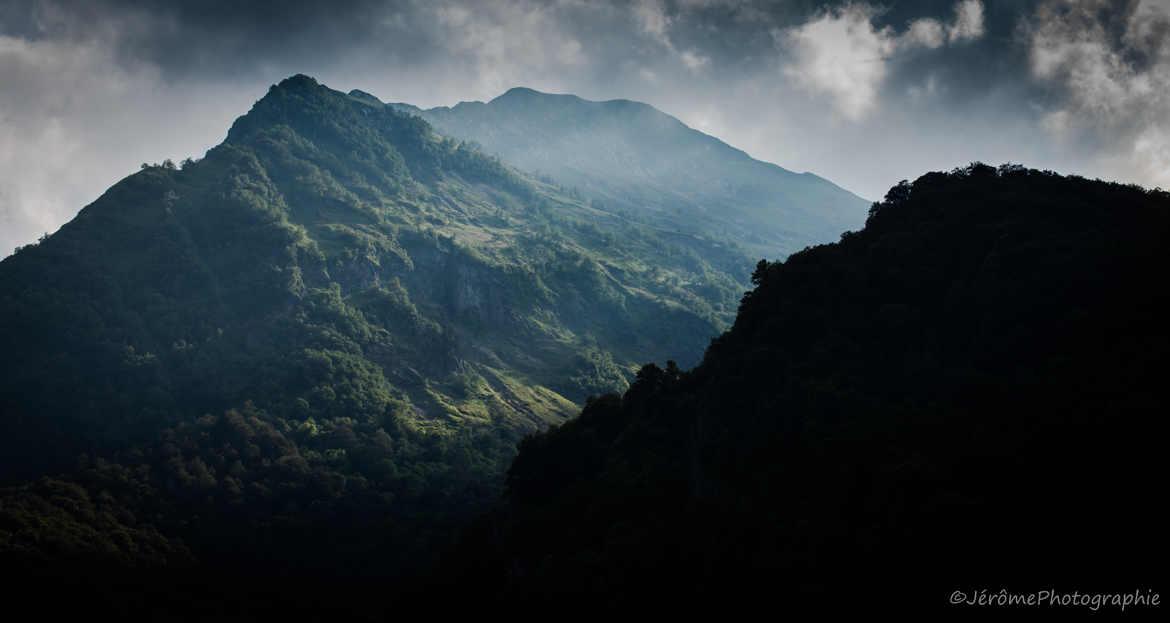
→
(2, 0, 1167, 256)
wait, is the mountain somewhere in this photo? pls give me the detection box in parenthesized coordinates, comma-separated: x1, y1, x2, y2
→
(436, 164, 1168, 611)
(13, 72, 1160, 617)
(388, 87, 868, 258)
(0, 74, 757, 590)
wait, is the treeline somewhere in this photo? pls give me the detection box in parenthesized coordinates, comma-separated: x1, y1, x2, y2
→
(1, 399, 522, 619)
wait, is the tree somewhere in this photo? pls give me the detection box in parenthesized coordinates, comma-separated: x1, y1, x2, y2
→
(750, 259, 769, 285)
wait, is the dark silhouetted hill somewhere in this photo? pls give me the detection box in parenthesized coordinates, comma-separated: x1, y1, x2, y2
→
(436, 164, 1168, 612)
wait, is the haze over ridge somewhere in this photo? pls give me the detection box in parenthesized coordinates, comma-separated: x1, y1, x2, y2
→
(387, 84, 868, 258)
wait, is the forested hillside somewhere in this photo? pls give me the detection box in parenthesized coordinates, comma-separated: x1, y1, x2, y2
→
(0, 75, 753, 594)
(438, 164, 1168, 611)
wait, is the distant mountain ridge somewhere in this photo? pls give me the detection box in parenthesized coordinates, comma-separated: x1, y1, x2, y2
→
(386, 87, 868, 258)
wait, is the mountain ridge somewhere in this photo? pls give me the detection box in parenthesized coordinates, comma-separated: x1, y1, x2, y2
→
(382, 85, 869, 258)
(0, 73, 744, 536)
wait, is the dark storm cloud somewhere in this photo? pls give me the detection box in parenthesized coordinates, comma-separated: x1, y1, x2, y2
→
(0, 1, 1023, 94)
(2, 0, 417, 76)
(3, 0, 1168, 257)
(879, 1, 1044, 94)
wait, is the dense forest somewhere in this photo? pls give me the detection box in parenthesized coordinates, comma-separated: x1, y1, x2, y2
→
(1, 75, 1165, 617)
(434, 164, 1168, 612)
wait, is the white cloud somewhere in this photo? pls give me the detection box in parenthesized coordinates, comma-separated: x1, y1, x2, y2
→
(949, 0, 985, 43)
(779, 4, 895, 121)
(906, 19, 946, 49)
(1133, 125, 1170, 186)
(634, 0, 672, 45)
(680, 49, 712, 71)
(431, 1, 588, 96)
(779, 1, 985, 121)
(1026, 0, 1170, 188)
(631, 0, 711, 73)
(1039, 109, 1072, 136)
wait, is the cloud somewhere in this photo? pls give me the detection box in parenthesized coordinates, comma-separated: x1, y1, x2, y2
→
(634, 0, 672, 44)
(680, 49, 712, 70)
(779, 4, 895, 121)
(948, 0, 985, 42)
(631, 0, 712, 73)
(1025, 0, 1170, 188)
(0, 32, 145, 253)
(779, 1, 985, 121)
(905, 18, 945, 49)
(429, 0, 589, 95)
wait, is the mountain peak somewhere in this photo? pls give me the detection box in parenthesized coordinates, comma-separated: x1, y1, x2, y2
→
(415, 86, 868, 257)
(488, 87, 585, 107)
(230, 76, 387, 144)
(497, 86, 543, 99)
(275, 73, 321, 91)
(348, 89, 384, 107)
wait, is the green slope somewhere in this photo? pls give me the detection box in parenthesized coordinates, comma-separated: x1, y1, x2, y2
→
(0, 75, 753, 576)
(390, 86, 869, 259)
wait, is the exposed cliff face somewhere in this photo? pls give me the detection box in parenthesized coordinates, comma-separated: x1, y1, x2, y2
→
(328, 256, 382, 290)
(449, 264, 505, 324)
